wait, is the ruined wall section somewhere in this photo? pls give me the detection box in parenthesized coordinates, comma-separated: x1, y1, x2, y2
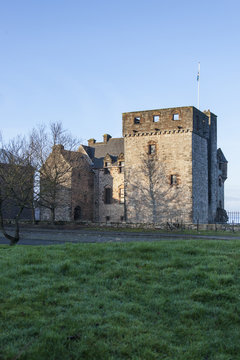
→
(94, 167, 124, 223)
(122, 106, 194, 136)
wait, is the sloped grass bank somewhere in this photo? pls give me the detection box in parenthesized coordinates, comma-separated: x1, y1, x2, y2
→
(1, 240, 240, 360)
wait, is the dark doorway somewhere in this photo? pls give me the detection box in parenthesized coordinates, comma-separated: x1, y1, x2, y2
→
(74, 206, 81, 221)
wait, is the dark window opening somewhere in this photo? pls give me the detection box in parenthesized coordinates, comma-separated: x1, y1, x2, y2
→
(119, 161, 125, 173)
(104, 187, 112, 204)
(219, 200, 222, 209)
(219, 178, 222, 187)
(104, 161, 111, 174)
(153, 115, 159, 122)
(148, 144, 156, 155)
(173, 113, 180, 121)
(74, 206, 81, 221)
(134, 117, 140, 124)
(208, 192, 212, 204)
(170, 175, 177, 185)
(120, 216, 124, 221)
(106, 216, 110, 221)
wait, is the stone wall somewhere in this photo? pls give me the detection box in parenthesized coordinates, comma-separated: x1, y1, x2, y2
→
(124, 131, 193, 223)
(122, 106, 194, 136)
(192, 133, 208, 223)
(71, 164, 94, 222)
(205, 111, 218, 223)
(40, 150, 72, 221)
(94, 167, 124, 223)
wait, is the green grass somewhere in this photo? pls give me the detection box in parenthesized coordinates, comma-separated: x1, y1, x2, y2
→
(82, 225, 240, 237)
(1, 240, 240, 359)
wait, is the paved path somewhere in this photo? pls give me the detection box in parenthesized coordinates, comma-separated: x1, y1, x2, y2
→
(0, 227, 239, 245)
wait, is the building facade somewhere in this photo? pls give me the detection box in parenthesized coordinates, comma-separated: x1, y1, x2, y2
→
(40, 106, 228, 224)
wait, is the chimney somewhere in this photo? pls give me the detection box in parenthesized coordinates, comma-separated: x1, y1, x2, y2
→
(103, 134, 112, 143)
(88, 138, 96, 146)
(52, 144, 64, 152)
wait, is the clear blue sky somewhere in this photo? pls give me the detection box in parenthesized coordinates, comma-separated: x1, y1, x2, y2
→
(0, 0, 239, 210)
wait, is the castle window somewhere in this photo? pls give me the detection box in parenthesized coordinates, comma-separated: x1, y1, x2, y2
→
(119, 187, 124, 203)
(148, 144, 156, 155)
(74, 206, 81, 221)
(119, 161, 125, 173)
(106, 216, 110, 221)
(104, 186, 112, 204)
(153, 115, 159, 122)
(170, 175, 177, 185)
(173, 113, 180, 121)
(134, 117, 140, 124)
(219, 177, 222, 187)
(120, 216, 124, 221)
(104, 161, 111, 174)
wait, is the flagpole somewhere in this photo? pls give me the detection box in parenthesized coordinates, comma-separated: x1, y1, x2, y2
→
(197, 62, 200, 109)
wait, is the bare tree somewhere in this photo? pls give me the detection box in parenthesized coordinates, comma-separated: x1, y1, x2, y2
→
(0, 136, 34, 245)
(29, 122, 80, 223)
(125, 154, 188, 224)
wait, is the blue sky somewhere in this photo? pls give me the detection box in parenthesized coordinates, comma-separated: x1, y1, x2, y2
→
(0, 0, 240, 210)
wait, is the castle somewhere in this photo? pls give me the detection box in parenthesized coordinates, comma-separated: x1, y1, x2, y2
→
(40, 106, 227, 224)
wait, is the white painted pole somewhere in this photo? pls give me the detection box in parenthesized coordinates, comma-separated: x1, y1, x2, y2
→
(197, 62, 200, 109)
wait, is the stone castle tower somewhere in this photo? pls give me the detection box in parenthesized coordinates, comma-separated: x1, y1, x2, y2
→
(123, 106, 225, 224)
(41, 106, 227, 224)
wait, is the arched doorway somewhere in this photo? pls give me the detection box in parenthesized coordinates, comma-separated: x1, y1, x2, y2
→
(74, 206, 81, 221)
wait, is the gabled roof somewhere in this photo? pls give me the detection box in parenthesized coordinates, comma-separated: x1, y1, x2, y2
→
(217, 148, 228, 163)
(85, 138, 124, 168)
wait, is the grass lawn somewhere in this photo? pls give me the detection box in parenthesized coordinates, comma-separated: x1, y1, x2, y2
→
(1, 240, 240, 360)
(82, 226, 240, 237)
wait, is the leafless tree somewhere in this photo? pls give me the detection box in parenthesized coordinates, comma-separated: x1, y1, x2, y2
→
(29, 122, 80, 223)
(0, 135, 34, 245)
(125, 154, 188, 224)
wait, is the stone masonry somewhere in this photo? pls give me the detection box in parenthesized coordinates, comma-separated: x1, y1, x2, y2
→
(40, 106, 228, 224)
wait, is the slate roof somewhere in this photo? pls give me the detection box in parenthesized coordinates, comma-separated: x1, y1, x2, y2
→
(84, 138, 124, 168)
(217, 148, 228, 163)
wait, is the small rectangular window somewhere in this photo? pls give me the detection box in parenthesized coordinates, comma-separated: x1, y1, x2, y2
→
(106, 216, 110, 221)
(153, 115, 159, 122)
(170, 175, 177, 185)
(120, 216, 124, 221)
(104, 162, 111, 174)
(134, 117, 140, 124)
(104, 188, 112, 204)
(149, 144, 156, 155)
(173, 113, 179, 121)
(119, 161, 125, 173)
